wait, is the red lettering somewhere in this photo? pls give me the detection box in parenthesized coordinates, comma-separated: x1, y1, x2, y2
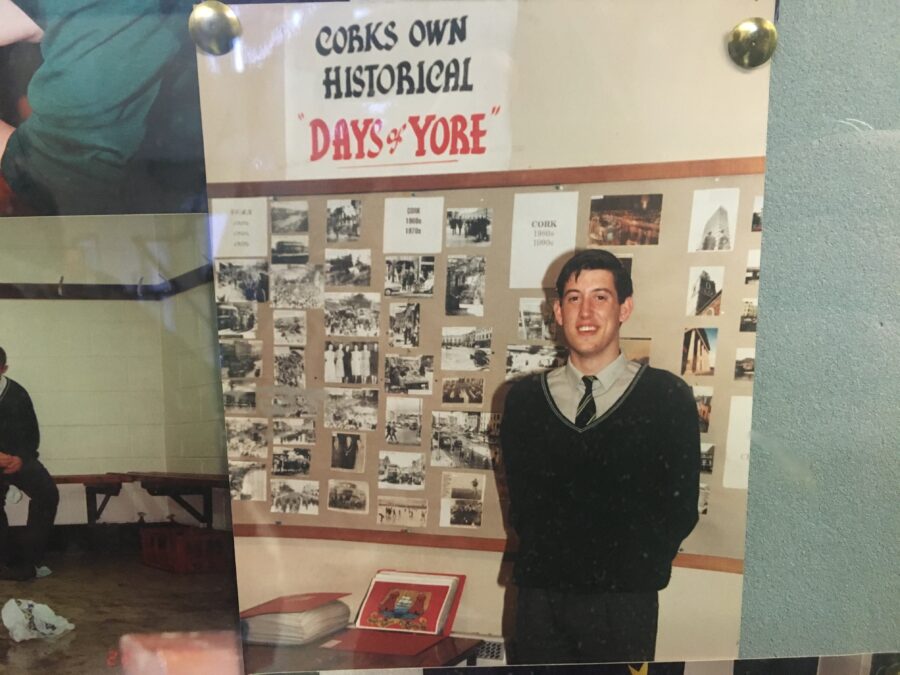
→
(407, 114, 435, 157)
(368, 119, 384, 158)
(469, 113, 486, 154)
(430, 117, 450, 155)
(309, 119, 330, 161)
(350, 118, 374, 159)
(449, 114, 470, 155)
(332, 119, 351, 160)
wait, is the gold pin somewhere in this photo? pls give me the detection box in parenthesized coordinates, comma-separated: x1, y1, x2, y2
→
(727, 17, 778, 69)
(189, 1, 242, 56)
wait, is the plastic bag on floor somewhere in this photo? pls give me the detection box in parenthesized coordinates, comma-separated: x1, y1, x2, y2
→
(1, 598, 75, 642)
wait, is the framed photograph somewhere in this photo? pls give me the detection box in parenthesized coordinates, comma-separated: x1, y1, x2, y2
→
(271, 479, 319, 515)
(682, 328, 718, 377)
(740, 298, 759, 332)
(327, 479, 369, 514)
(330, 432, 366, 473)
(505, 345, 567, 380)
(271, 388, 317, 418)
(215, 260, 269, 304)
(219, 340, 262, 379)
(326, 199, 362, 242)
(686, 267, 725, 316)
(274, 346, 305, 388)
(378, 451, 426, 490)
(271, 235, 309, 265)
(587, 194, 663, 246)
(228, 461, 267, 501)
(384, 256, 436, 297)
(517, 297, 555, 341)
(388, 303, 420, 348)
(431, 411, 497, 470)
(272, 310, 307, 346)
(751, 195, 763, 232)
(324, 293, 381, 337)
(376, 496, 428, 528)
(441, 327, 492, 371)
(735, 348, 756, 381)
(441, 377, 484, 406)
(385, 396, 423, 446)
(688, 188, 739, 252)
(272, 417, 316, 445)
(271, 265, 324, 309)
(693, 386, 714, 433)
(222, 380, 256, 414)
(272, 447, 312, 477)
(385, 354, 434, 395)
(325, 248, 372, 287)
(225, 417, 268, 460)
(745, 249, 761, 285)
(217, 302, 258, 339)
(270, 199, 309, 234)
(446, 207, 492, 246)
(446, 255, 486, 316)
(324, 388, 379, 431)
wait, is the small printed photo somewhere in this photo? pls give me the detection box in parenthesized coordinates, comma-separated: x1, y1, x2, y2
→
(745, 249, 761, 284)
(446, 255, 486, 316)
(327, 479, 369, 514)
(273, 310, 307, 346)
(734, 348, 756, 381)
(505, 345, 567, 380)
(327, 199, 362, 242)
(270, 199, 309, 234)
(700, 443, 715, 474)
(271, 387, 318, 418)
(271, 235, 310, 265)
(219, 339, 262, 379)
(440, 471, 486, 500)
(385, 354, 434, 395)
(384, 255, 436, 297)
(274, 346, 305, 388)
(215, 259, 269, 304)
(271, 479, 319, 515)
(693, 385, 713, 433)
(621, 337, 652, 365)
(325, 249, 372, 287)
(517, 297, 555, 341)
(446, 207, 492, 246)
(751, 195, 763, 232)
(698, 482, 710, 516)
(378, 451, 426, 490)
(324, 388, 379, 430)
(388, 303, 420, 348)
(740, 298, 759, 332)
(385, 396, 423, 446)
(272, 417, 316, 445)
(218, 302, 258, 339)
(331, 432, 366, 472)
(441, 499, 483, 528)
(587, 194, 663, 246)
(225, 417, 268, 459)
(431, 411, 498, 470)
(688, 187, 739, 252)
(272, 447, 312, 477)
(682, 327, 718, 377)
(324, 341, 379, 385)
(686, 267, 725, 316)
(228, 461, 267, 501)
(441, 327, 492, 371)
(222, 380, 256, 414)
(271, 265, 325, 309)
(324, 292, 381, 337)
(442, 378, 484, 405)
(376, 496, 428, 528)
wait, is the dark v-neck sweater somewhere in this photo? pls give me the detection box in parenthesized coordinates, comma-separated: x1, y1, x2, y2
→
(501, 365, 700, 591)
(0, 378, 41, 460)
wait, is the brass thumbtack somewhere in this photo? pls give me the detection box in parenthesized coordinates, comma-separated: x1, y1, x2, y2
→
(727, 18, 778, 69)
(189, 1, 242, 56)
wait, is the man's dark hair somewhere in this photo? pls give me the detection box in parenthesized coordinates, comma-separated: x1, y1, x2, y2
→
(0, 347, 6, 367)
(555, 249, 633, 302)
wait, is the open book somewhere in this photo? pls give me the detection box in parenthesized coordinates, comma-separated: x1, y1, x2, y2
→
(354, 570, 460, 635)
(240, 592, 351, 645)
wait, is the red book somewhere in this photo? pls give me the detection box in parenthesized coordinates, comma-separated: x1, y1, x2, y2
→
(240, 592, 349, 620)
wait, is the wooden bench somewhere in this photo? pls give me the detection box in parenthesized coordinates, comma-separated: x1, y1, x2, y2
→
(53, 473, 133, 526)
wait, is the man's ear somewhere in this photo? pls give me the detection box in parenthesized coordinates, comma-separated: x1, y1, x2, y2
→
(619, 296, 634, 324)
(552, 299, 563, 326)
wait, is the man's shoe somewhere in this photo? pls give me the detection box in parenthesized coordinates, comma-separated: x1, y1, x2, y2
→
(0, 562, 36, 581)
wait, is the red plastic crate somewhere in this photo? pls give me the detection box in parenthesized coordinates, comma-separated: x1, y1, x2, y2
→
(140, 525, 232, 574)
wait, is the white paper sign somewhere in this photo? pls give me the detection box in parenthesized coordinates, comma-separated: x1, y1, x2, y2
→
(383, 197, 445, 253)
(724, 395, 753, 489)
(509, 192, 579, 288)
(209, 198, 269, 258)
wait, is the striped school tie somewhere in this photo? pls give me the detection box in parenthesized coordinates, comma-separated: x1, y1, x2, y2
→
(575, 376, 597, 428)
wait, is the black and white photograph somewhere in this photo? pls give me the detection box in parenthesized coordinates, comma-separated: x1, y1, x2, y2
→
(517, 297, 554, 341)
(385, 354, 434, 395)
(273, 417, 316, 445)
(327, 479, 369, 514)
(271, 235, 310, 264)
(686, 266, 725, 316)
(587, 194, 663, 246)
(324, 292, 381, 337)
(385, 396, 423, 446)
(270, 199, 309, 234)
(745, 249, 761, 284)
(441, 327, 492, 371)
(271, 479, 319, 515)
(431, 412, 497, 470)
(378, 451, 426, 490)
(388, 302, 420, 348)
(441, 378, 484, 406)
(273, 310, 307, 346)
(384, 255, 436, 297)
(325, 248, 372, 287)
(700, 443, 715, 474)
(505, 344, 568, 380)
(621, 337, 652, 365)
(439, 472, 485, 528)
(272, 447, 312, 477)
(324, 341, 379, 385)
(682, 327, 718, 377)
(688, 187, 739, 252)
(376, 496, 428, 528)
(274, 346, 305, 388)
(222, 380, 256, 414)
(734, 348, 756, 381)
(217, 302, 259, 339)
(271, 387, 317, 418)
(225, 417, 268, 459)
(271, 265, 325, 309)
(326, 199, 362, 242)
(324, 388, 379, 431)
(698, 482, 710, 516)
(693, 385, 713, 433)
(740, 298, 759, 332)
(446, 207, 492, 246)
(215, 259, 269, 303)
(751, 195, 763, 233)
(229, 461, 267, 501)
(446, 255, 486, 316)
(331, 432, 366, 472)
(219, 339, 262, 379)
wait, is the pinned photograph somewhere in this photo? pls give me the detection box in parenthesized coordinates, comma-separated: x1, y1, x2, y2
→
(326, 249, 372, 287)
(439, 472, 486, 528)
(446, 207, 492, 246)
(384, 256, 436, 297)
(388, 303, 420, 348)
(271, 265, 325, 309)
(385, 396, 423, 446)
(327, 479, 369, 514)
(273, 310, 306, 346)
(682, 328, 718, 376)
(442, 378, 484, 406)
(751, 195, 763, 233)
(686, 266, 725, 316)
(331, 432, 366, 472)
(621, 337, 652, 365)
(215, 260, 269, 304)
(431, 412, 498, 470)
(688, 187, 739, 252)
(272, 447, 312, 477)
(378, 451, 426, 490)
(270, 199, 309, 234)
(217, 302, 258, 339)
(225, 417, 268, 459)
(271, 235, 309, 264)
(446, 255, 486, 316)
(505, 345, 568, 380)
(325, 341, 379, 385)
(517, 297, 555, 341)
(229, 461, 266, 501)
(745, 249, 761, 284)
(724, 396, 753, 489)
(740, 298, 759, 332)
(324, 293, 381, 337)
(271, 479, 319, 515)
(222, 380, 256, 414)
(700, 443, 715, 474)
(693, 385, 713, 433)
(587, 194, 663, 246)
(698, 482, 710, 516)
(219, 340, 262, 379)
(274, 346, 305, 388)
(385, 354, 434, 395)
(734, 348, 756, 381)
(272, 417, 316, 445)
(327, 199, 362, 242)
(324, 388, 379, 431)
(441, 327, 492, 371)
(271, 388, 317, 418)
(377, 496, 428, 528)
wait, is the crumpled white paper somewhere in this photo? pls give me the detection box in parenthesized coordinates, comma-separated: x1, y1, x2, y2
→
(1, 598, 75, 642)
